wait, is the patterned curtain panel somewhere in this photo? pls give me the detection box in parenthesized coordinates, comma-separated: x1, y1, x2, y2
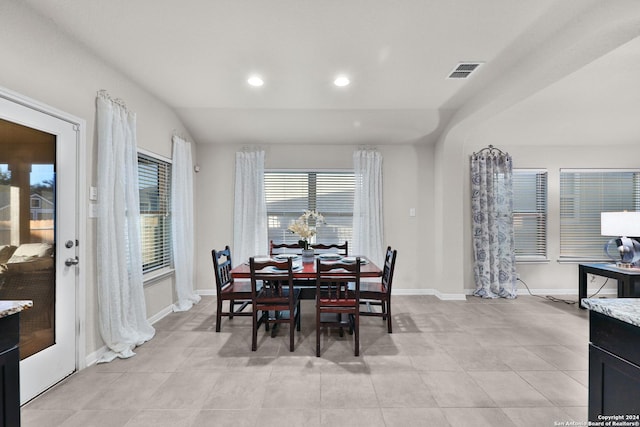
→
(470, 149, 517, 299)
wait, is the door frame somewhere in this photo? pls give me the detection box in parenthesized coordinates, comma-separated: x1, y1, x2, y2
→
(0, 85, 87, 376)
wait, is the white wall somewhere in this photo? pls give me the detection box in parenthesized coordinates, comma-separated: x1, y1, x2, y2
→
(194, 143, 433, 294)
(1, 1, 193, 357)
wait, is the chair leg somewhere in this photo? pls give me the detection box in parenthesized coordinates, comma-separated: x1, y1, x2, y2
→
(215, 298, 223, 332)
(386, 299, 392, 333)
(251, 310, 258, 351)
(229, 299, 235, 319)
(316, 307, 321, 357)
(354, 311, 360, 357)
(289, 315, 295, 352)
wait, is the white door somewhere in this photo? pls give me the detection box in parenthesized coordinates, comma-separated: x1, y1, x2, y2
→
(0, 90, 80, 404)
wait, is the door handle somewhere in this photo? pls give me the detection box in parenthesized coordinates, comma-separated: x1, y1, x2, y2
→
(65, 256, 79, 267)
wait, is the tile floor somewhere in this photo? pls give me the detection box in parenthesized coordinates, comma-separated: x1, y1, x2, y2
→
(21, 294, 590, 426)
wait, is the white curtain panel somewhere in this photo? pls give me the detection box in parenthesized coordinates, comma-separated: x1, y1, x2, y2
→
(353, 149, 385, 267)
(470, 151, 517, 299)
(233, 150, 268, 266)
(95, 91, 155, 363)
(171, 135, 201, 312)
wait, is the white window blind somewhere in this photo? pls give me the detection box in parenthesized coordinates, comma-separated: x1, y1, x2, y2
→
(513, 169, 547, 260)
(265, 171, 355, 247)
(560, 169, 640, 260)
(138, 153, 172, 274)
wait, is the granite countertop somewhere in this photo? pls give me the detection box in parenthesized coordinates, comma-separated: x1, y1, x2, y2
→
(581, 298, 640, 327)
(0, 300, 33, 319)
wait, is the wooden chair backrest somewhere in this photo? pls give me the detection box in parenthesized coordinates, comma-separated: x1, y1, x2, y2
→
(249, 257, 295, 302)
(315, 258, 361, 302)
(313, 242, 348, 256)
(382, 246, 398, 294)
(269, 240, 304, 255)
(212, 246, 233, 292)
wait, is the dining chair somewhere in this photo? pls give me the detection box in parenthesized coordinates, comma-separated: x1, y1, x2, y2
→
(313, 241, 348, 256)
(359, 246, 397, 333)
(315, 258, 361, 357)
(212, 246, 252, 332)
(269, 240, 303, 256)
(249, 257, 301, 352)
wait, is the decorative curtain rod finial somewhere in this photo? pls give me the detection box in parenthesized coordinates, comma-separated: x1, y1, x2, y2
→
(472, 144, 509, 158)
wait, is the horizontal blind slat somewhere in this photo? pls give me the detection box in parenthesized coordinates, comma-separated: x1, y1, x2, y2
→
(513, 170, 547, 258)
(560, 169, 640, 259)
(265, 171, 354, 248)
(138, 153, 172, 273)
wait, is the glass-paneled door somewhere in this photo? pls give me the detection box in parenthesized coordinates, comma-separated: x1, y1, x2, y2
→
(0, 92, 79, 404)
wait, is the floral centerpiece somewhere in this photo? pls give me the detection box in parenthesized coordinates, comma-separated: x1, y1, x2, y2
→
(288, 210, 325, 250)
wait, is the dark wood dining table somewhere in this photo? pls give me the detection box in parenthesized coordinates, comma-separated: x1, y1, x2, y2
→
(230, 256, 382, 299)
(230, 256, 382, 279)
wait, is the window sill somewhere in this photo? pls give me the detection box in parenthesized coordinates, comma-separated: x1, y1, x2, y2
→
(557, 258, 611, 264)
(516, 257, 550, 264)
(143, 267, 175, 285)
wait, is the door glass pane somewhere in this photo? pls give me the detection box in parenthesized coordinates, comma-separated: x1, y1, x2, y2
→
(0, 118, 56, 360)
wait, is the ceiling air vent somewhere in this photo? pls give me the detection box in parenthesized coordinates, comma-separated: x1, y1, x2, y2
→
(447, 62, 483, 79)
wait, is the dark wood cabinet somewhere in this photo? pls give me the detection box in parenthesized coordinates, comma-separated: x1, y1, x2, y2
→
(589, 310, 640, 420)
(0, 312, 21, 427)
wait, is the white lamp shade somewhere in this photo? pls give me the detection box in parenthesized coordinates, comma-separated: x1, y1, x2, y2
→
(601, 211, 640, 237)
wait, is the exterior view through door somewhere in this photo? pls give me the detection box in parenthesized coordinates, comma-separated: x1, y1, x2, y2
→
(0, 90, 80, 404)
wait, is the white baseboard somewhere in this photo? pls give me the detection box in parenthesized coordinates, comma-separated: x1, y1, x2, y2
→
(434, 291, 468, 301)
(463, 288, 618, 296)
(84, 303, 176, 368)
(390, 288, 467, 301)
(391, 288, 434, 296)
(518, 288, 617, 296)
(197, 289, 216, 296)
(85, 345, 107, 367)
(148, 304, 174, 324)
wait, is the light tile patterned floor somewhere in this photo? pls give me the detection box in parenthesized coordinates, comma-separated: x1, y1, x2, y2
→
(21, 295, 590, 426)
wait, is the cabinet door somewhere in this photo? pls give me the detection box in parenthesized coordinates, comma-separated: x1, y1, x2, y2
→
(0, 314, 20, 427)
(589, 344, 640, 420)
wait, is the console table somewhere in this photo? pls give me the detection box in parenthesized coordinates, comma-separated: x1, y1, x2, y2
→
(578, 263, 640, 309)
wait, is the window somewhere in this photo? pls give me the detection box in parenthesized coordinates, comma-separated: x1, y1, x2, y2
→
(138, 152, 172, 274)
(560, 169, 640, 260)
(264, 171, 355, 247)
(513, 169, 548, 260)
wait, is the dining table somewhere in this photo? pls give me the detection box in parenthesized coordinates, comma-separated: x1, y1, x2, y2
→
(230, 255, 383, 299)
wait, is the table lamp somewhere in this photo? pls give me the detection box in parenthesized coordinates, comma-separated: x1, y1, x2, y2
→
(601, 211, 640, 268)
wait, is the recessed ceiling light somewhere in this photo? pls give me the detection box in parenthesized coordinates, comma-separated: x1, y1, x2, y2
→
(247, 75, 264, 87)
(334, 75, 350, 87)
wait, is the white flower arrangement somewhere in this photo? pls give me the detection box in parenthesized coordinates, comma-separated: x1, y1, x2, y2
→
(288, 210, 325, 250)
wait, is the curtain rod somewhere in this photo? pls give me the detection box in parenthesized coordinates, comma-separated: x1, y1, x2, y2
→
(96, 89, 130, 112)
(172, 130, 187, 141)
(472, 144, 509, 158)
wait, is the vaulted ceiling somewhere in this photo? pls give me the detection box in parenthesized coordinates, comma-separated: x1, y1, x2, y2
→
(22, 0, 640, 146)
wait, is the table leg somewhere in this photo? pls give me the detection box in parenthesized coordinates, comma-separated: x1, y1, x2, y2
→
(579, 265, 588, 309)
